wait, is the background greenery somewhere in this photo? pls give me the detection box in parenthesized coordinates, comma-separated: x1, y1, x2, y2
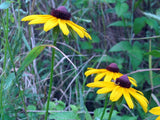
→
(0, 0, 160, 120)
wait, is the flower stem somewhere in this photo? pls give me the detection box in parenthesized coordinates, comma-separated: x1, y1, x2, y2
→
(45, 28, 59, 120)
(100, 94, 108, 120)
(149, 39, 153, 91)
(108, 102, 115, 120)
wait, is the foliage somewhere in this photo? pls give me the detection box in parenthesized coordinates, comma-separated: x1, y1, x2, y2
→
(0, 0, 160, 120)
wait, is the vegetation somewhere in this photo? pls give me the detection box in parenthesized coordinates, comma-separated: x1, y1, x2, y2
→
(0, 0, 160, 120)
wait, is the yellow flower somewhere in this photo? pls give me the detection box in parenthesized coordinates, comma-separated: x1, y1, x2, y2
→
(21, 6, 91, 40)
(87, 75, 148, 113)
(149, 106, 160, 120)
(85, 63, 137, 86)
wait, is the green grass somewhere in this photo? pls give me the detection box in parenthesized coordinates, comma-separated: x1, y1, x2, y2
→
(0, 0, 160, 120)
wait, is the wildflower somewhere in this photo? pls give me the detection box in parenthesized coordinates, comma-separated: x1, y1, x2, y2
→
(149, 106, 160, 120)
(87, 75, 148, 112)
(21, 6, 91, 39)
(85, 63, 137, 86)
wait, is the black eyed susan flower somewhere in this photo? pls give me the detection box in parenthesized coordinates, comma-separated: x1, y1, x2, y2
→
(85, 63, 137, 86)
(149, 106, 160, 120)
(87, 75, 148, 113)
(21, 6, 91, 40)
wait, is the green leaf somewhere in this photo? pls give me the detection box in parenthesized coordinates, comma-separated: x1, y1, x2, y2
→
(146, 50, 160, 57)
(133, 17, 146, 34)
(109, 41, 132, 52)
(128, 42, 143, 70)
(0, 1, 12, 9)
(115, 3, 129, 17)
(49, 111, 80, 120)
(4, 73, 15, 90)
(91, 34, 100, 43)
(143, 12, 160, 21)
(79, 41, 93, 50)
(70, 105, 79, 112)
(101, 0, 116, 3)
(18, 46, 46, 73)
(55, 101, 66, 110)
(108, 21, 125, 27)
(27, 105, 36, 110)
(146, 18, 159, 34)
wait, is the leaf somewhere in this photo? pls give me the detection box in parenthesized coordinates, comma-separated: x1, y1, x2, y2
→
(143, 12, 160, 21)
(108, 21, 125, 27)
(79, 41, 93, 50)
(146, 50, 160, 57)
(133, 17, 146, 34)
(128, 42, 143, 70)
(0, 1, 13, 9)
(55, 101, 66, 110)
(101, 0, 116, 3)
(146, 18, 159, 34)
(109, 41, 132, 52)
(115, 3, 129, 17)
(49, 112, 80, 120)
(27, 105, 36, 110)
(18, 46, 46, 73)
(3, 73, 15, 90)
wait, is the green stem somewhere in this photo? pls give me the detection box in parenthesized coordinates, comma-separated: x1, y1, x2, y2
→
(108, 102, 115, 120)
(100, 94, 108, 120)
(45, 28, 58, 120)
(149, 39, 153, 91)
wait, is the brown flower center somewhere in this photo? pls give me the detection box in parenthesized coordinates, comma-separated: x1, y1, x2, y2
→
(51, 6, 71, 20)
(115, 75, 131, 88)
(106, 63, 119, 72)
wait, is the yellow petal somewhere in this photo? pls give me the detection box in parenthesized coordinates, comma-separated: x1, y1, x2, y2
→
(84, 68, 107, 77)
(110, 86, 123, 101)
(156, 116, 160, 120)
(67, 21, 87, 31)
(128, 76, 137, 87)
(58, 19, 69, 35)
(44, 18, 58, 32)
(149, 107, 160, 115)
(21, 15, 53, 21)
(113, 73, 123, 80)
(97, 85, 115, 94)
(129, 88, 148, 113)
(29, 16, 55, 24)
(94, 73, 106, 82)
(104, 72, 113, 82)
(84, 32, 92, 40)
(86, 81, 109, 88)
(67, 21, 84, 38)
(123, 88, 134, 109)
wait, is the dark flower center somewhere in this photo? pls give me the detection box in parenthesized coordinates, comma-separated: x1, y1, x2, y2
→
(51, 6, 71, 20)
(106, 63, 119, 72)
(115, 75, 131, 88)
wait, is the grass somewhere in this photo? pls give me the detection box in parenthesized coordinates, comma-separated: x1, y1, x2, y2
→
(0, 0, 160, 120)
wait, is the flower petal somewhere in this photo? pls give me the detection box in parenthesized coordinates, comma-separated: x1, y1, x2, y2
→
(94, 73, 106, 82)
(86, 81, 109, 88)
(156, 116, 160, 120)
(110, 86, 123, 101)
(149, 107, 160, 115)
(123, 88, 134, 109)
(58, 19, 69, 35)
(21, 15, 53, 21)
(104, 72, 113, 82)
(44, 18, 58, 32)
(128, 76, 137, 87)
(29, 16, 55, 24)
(67, 21, 84, 38)
(97, 85, 115, 94)
(129, 88, 148, 113)
(85, 68, 107, 77)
